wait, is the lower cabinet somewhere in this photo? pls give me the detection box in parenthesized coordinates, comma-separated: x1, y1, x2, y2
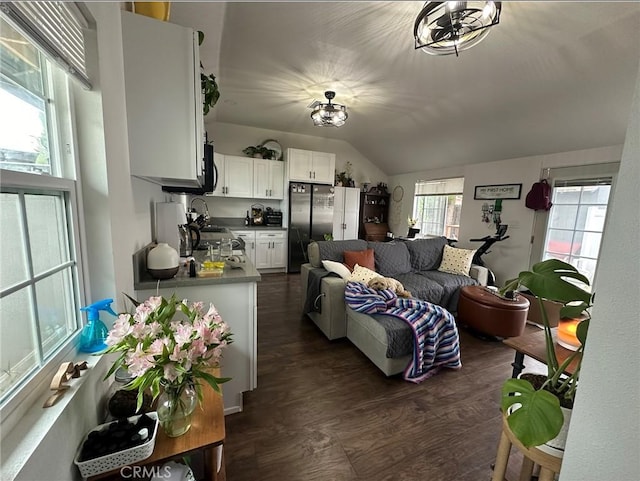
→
(255, 231, 286, 269)
(231, 230, 256, 266)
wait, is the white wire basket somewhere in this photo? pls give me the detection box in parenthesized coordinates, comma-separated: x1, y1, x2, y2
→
(74, 412, 159, 478)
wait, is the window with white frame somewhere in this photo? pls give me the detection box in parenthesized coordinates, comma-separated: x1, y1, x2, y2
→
(541, 178, 612, 287)
(412, 177, 464, 240)
(0, 13, 86, 409)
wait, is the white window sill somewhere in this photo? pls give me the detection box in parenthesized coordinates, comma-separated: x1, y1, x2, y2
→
(1, 353, 114, 481)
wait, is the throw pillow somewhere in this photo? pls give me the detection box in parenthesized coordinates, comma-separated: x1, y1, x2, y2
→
(437, 244, 476, 277)
(343, 249, 375, 271)
(405, 236, 448, 271)
(321, 260, 351, 280)
(367, 241, 412, 277)
(347, 264, 379, 284)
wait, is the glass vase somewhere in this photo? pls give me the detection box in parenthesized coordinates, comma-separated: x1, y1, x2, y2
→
(156, 383, 197, 437)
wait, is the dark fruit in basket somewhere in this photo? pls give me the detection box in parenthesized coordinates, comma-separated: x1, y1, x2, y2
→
(135, 413, 156, 431)
(79, 416, 154, 462)
(108, 389, 152, 418)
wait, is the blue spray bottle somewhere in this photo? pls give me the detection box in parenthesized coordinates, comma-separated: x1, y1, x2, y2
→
(79, 298, 117, 353)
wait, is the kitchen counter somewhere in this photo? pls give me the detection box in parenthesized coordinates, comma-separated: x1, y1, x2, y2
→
(203, 217, 286, 232)
(227, 226, 287, 231)
(200, 225, 287, 232)
(133, 244, 261, 291)
(133, 243, 260, 414)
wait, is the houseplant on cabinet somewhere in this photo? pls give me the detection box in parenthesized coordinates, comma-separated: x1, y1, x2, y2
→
(499, 259, 594, 450)
(242, 145, 278, 159)
(104, 295, 232, 437)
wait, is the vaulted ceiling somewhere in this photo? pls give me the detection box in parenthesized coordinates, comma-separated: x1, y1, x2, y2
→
(170, 2, 640, 175)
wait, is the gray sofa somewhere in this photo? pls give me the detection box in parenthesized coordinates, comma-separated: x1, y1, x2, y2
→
(300, 237, 488, 375)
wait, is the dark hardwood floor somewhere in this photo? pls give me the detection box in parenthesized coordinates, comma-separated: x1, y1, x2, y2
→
(224, 273, 533, 481)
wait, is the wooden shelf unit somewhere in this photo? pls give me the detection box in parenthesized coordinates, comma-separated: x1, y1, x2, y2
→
(359, 191, 390, 240)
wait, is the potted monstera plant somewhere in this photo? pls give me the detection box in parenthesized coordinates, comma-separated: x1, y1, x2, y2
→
(499, 259, 594, 450)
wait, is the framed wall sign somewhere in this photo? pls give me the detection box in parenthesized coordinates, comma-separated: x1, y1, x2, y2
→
(474, 183, 522, 200)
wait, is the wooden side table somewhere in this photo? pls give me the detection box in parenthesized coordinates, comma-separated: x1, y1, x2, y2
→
(88, 381, 226, 481)
(492, 414, 563, 481)
(503, 328, 580, 378)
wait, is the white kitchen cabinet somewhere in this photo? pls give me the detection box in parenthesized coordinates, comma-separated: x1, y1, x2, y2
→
(231, 230, 256, 266)
(121, 11, 203, 188)
(332, 186, 361, 240)
(225, 155, 254, 197)
(253, 159, 285, 199)
(255, 231, 287, 270)
(210, 154, 254, 198)
(287, 148, 336, 184)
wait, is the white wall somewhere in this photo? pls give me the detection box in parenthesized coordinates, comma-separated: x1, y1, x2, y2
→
(559, 63, 640, 481)
(387, 145, 623, 285)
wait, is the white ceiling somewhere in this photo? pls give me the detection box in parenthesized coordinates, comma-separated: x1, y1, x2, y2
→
(169, 2, 640, 175)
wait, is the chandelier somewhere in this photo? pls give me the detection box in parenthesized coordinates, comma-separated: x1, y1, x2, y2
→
(414, 1, 502, 56)
(310, 91, 348, 127)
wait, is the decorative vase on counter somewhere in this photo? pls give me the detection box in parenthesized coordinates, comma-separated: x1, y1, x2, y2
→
(156, 382, 197, 437)
(147, 243, 179, 279)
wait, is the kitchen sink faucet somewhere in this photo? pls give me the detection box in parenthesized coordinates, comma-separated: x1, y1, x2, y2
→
(189, 197, 210, 224)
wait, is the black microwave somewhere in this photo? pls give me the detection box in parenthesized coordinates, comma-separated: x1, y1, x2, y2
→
(162, 143, 216, 195)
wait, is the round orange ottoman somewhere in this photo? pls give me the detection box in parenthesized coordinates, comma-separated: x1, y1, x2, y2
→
(458, 286, 530, 338)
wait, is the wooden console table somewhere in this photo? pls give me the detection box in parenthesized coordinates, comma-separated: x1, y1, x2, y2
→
(89, 381, 226, 481)
(503, 328, 580, 378)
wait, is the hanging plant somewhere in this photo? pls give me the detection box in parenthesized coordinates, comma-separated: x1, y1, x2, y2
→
(198, 31, 220, 116)
(201, 73, 220, 115)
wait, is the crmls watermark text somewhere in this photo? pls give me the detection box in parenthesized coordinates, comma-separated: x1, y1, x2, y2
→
(120, 465, 172, 479)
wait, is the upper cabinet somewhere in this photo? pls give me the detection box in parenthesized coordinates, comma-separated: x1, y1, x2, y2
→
(210, 154, 254, 198)
(287, 148, 335, 184)
(209, 155, 284, 199)
(253, 159, 284, 199)
(121, 11, 203, 188)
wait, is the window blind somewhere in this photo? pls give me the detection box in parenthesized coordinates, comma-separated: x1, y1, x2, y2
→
(554, 177, 612, 188)
(415, 177, 464, 196)
(0, 1, 92, 89)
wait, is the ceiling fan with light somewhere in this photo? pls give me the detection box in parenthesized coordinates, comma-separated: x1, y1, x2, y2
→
(414, 1, 502, 56)
(309, 91, 348, 127)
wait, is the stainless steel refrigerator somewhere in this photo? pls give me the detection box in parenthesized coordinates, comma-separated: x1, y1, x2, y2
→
(288, 182, 334, 272)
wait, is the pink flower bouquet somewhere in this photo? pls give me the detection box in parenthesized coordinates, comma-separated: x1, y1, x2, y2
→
(104, 294, 232, 411)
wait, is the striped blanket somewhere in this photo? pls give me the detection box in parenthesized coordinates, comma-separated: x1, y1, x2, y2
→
(345, 282, 461, 383)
